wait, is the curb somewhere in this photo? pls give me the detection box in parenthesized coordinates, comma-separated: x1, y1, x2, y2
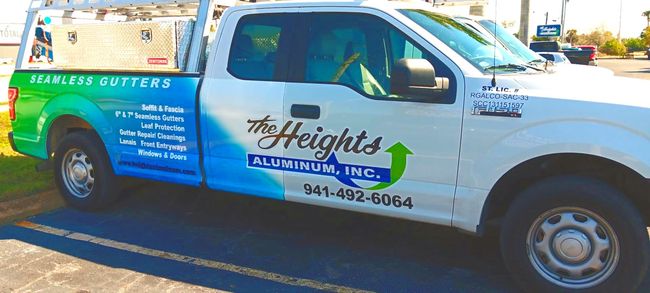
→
(598, 56, 648, 60)
(0, 190, 65, 225)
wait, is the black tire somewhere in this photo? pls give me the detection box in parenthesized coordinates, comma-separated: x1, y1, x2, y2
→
(54, 131, 120, 210)
(501, 176, 649, 293)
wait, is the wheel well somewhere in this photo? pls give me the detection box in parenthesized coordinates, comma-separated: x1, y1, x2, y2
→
(46, 115, 94, 158)
(481, 153, 650, 230)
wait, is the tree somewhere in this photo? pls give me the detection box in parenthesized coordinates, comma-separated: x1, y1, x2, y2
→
(531, 35, 550, 42)
(600, 39, 627, 56)
(624, 38, 646, 52)
(565, 29, 578, 44)
(643, 10, 650, 28)
(575, 29, 615, 47)
(642, 27, 650, 47)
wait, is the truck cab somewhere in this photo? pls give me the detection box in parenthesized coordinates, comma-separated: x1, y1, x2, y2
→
(7, 1, 650, 291)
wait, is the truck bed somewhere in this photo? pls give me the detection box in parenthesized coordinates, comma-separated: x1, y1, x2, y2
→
(9, 70, 203, 185)
(562, 50, 596, 65)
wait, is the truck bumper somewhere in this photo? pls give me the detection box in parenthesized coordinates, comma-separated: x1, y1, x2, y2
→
(8, 131, 18, 152)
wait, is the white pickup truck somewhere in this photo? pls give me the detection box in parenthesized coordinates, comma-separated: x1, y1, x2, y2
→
(8, 0, 650, 291)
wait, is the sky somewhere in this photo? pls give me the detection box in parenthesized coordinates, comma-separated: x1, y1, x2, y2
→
(485, 0, 650, 38)
(1, 0, 649, 38)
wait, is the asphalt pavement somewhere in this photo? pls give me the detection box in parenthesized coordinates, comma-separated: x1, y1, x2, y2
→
(599, 58, 650, 80)
(0, 183, 515, 292)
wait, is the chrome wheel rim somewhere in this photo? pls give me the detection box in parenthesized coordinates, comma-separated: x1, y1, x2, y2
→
(61, 148, 95, 198)
(526, 207, 619, 289)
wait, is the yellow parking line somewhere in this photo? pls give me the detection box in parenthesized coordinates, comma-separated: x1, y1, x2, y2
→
(15, 221, 371, 293)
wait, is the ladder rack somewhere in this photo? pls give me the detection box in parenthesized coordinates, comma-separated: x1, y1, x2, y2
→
(33, 0, 201, 12)
(430, 0, 488, 6)
(30, 0, 239, 19)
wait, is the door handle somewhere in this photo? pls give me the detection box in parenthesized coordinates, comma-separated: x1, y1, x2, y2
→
(291, 104, 320, 119)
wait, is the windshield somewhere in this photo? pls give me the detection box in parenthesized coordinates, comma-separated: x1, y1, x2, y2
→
(477, 20, 543, 64)
(399, 9, 525, 72)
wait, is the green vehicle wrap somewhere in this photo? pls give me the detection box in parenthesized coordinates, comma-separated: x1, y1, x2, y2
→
(9, 70, 203, 186)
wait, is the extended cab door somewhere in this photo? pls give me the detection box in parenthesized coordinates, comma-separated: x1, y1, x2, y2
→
(278, 11, 465, 225)
(200, 12, 295, 199)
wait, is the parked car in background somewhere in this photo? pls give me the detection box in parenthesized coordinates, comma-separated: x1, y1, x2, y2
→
(539, 52, 571, 64)
(455, 17, 542, 64)
(452, 17, 611, 76)
(529, 41, 597, 66)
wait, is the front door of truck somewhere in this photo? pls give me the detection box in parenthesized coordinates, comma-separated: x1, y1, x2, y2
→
(201, 12, 295, 199)
(279, 12, 465, 225)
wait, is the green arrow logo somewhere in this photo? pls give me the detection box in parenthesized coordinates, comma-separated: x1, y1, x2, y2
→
(367, 142, 413, 190)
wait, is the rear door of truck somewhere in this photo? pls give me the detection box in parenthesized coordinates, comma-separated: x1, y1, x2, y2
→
(199, 9, 295, 199)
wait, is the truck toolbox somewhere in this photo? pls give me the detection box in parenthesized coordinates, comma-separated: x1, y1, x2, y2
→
(51, 20, 194, 71)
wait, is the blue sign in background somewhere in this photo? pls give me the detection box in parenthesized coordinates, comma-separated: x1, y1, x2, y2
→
(537, 24, 562, 37)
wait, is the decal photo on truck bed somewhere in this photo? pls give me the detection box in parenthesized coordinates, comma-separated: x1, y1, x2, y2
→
(11, 72, 202, 185)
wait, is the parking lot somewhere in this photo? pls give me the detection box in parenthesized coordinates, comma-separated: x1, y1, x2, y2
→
(1, 58, 649, 292)
(599, 58, 650, 80)
(1, 183, 514, 292)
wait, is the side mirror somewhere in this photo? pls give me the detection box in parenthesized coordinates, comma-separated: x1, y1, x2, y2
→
(390, 59, 449, 100)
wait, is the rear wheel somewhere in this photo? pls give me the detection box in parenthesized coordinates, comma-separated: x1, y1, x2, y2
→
(500, 176, 649, 292)
(54, 131, 120, 210)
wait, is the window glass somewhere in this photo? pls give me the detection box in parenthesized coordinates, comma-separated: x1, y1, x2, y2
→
(540, 53, 553, 62)
(562, 55, 571, 63)
(228, 15, 285, 81)
(477, 19, 543, 64)
(400, 9, 526, 72)
(303, 13, 453, 101)
(390, 30, 424, 60)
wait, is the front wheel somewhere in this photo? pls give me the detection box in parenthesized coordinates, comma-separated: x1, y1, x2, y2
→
(54, 131, 120, 210)
(501, 176, 649, 292)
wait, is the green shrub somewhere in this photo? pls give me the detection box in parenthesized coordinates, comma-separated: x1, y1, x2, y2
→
(624, 38, 646, 52)
(642, 27, 650, 47)
(599, 39, 627, 56)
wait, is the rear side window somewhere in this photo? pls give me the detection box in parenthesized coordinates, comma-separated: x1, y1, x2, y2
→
(539, 53, 553, 61)
(228, 14, 290, 81)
